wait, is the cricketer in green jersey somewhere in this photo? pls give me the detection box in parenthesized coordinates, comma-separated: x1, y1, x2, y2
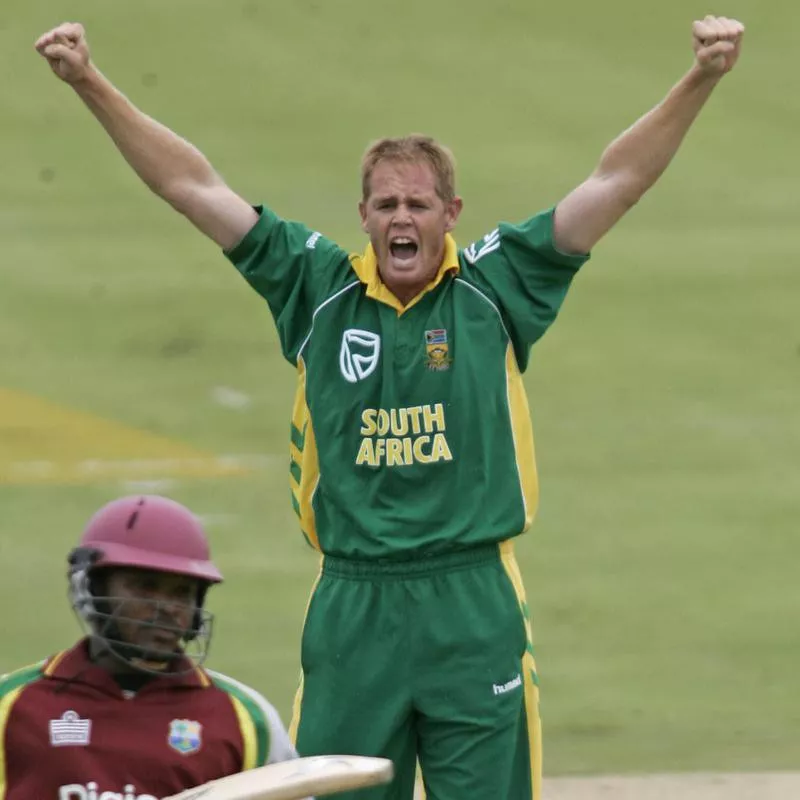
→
(36, 14, 745, 800)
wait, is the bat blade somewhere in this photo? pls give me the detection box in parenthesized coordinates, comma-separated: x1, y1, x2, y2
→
(163, 755, 394, 800)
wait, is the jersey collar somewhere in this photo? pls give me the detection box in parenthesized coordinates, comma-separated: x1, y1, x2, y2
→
(350, 233, 460, 314)
(42, 638, 212, 694)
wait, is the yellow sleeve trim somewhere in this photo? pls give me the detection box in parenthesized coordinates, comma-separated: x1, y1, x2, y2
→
(0, 686, 25, 800)
(229, 695, 257, 771)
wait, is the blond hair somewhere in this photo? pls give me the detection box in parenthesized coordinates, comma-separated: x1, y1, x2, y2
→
(361, 135, 457, 203)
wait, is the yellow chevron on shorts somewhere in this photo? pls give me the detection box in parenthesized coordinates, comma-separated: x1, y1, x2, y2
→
(522, 651, 542, 800)
(289, 556, 325, 744)
(500, 540, 542, 800)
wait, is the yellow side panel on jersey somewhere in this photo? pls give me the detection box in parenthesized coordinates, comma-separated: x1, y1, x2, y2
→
(229, 695, 257, 771)
(505, 344, 539, 531)
(290, 357, 320, 550)
(0, 686, 24, 800)
(500, 540, 542, 800)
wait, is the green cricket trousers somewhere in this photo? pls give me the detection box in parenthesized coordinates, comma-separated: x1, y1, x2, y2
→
(289, 541, 542, 799)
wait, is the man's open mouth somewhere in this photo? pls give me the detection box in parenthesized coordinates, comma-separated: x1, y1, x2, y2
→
(390, 237, 418, 261)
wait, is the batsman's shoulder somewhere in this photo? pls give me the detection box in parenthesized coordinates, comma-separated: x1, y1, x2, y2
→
(205, 669, 282, 722)
(0, 658, 47, 699)
(206, 669, 295, 763)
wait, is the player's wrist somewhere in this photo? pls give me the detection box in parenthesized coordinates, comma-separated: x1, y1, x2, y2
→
(70, 62, 103, 93)
(685, 62, 724, 89)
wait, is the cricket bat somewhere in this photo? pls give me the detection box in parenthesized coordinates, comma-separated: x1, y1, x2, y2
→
(162, 755, 394, 800)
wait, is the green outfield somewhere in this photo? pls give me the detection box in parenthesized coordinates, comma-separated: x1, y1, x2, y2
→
(1, 0, 798, 778)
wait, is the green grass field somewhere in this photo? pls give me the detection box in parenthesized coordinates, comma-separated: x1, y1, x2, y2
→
(2, 0, 798, 778)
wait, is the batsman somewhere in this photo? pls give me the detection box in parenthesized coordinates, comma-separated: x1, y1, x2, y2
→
(0, 496, 298, 799)
(35, 14, 744, 799)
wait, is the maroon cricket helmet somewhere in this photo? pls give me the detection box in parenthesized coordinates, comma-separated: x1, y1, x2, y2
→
(68, 495, 223, 673)
(78, 495, 223, 583)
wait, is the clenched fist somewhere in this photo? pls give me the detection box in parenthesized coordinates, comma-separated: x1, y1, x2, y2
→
(35, 22, 92, 84)
(693, 15, 744, 77)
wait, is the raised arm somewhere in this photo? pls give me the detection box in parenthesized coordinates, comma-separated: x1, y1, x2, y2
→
(553, 15, 745, 256)
(34, 22, 258, 251)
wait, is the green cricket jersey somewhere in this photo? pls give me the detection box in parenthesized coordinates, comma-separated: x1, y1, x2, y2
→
(226, 205, 588, 559)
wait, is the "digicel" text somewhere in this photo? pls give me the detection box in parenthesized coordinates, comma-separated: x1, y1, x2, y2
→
(59, 783, 157, 800)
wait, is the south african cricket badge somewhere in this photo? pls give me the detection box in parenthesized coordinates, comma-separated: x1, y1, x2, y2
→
(425, 329, 452, 371)
(167, 719, 203, 755)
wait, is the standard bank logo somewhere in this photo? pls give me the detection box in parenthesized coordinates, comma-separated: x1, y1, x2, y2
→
(340, 329, 381, 383)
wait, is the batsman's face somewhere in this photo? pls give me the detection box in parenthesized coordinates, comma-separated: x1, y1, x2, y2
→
(105, 568, 198, 655)
(360, 160, 462, 306)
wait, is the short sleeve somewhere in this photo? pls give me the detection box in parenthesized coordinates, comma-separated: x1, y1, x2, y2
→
(461, 207, 589, 371)
(261, 701, 299, 765)
(224, 205, 350, 364)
